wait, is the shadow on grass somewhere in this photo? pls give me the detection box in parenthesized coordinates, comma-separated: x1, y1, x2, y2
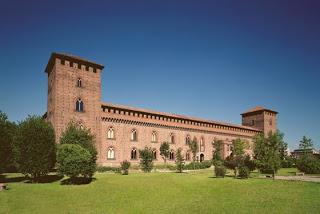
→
(25, 174, 64, 184)
(0, 174, 27, 183)
(60, 177, 96, 185)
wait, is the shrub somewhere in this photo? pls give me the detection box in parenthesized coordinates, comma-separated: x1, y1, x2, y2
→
(139, 147, 154, 172)
(244, 155, 256, 171)
(214, 165, 226, 177)
(120, 160, 131, 175)
(281, 156, 296, 168)
(296, 155, 320, 174)
(183, 161, 212, 170)
(14, 116, 56, 180)
(238, 166, 250, 179)
(57, 144, 95, 178)
(60, 122, 97, 176)
(96, 166, 120, 173)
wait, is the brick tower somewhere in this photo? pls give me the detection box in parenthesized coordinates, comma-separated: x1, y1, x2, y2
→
(45, 53, 104, 161)
(241, 106, 278, 135)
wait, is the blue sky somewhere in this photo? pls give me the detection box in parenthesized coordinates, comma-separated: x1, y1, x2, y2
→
(0, 0, 319, 150)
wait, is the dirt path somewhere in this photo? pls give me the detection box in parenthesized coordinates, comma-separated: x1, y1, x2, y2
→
(272, 175, 320, 183)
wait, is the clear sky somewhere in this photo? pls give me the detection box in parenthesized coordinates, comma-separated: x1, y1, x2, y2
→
(0, 0, 319, 150)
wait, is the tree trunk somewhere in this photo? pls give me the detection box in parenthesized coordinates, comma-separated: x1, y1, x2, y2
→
(272, 170, 275, 180)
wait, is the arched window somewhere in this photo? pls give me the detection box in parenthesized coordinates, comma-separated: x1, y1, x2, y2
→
(107, 147, 115, 160)
(152, 149, 157, 160)
(76, 98, 84, 112)
(200, 137, 205, 152)
(151, 131, 157, 142)
(186, 152, 190, 161)
(186, 135, 191, 145)
(170, 133, 175, 144)
(169, 150, 175, 160)
(77, 78, 82, 88)
(131, 129, 137, 141)
(107, 127, 115, 139)
(131, 148, 137, 160)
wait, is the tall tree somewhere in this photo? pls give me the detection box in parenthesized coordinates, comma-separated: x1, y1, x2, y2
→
(188, 138, 199, 170)
(14, 116, 56, 180)
(212, 139, 223, 166)
(175, 148, 185, 173)
(160, 142, 170, 164)
(139, 147, 154, 172)
(224, 138, 247, 178)
(253, 131, 285, 179)
(299, 136, 313, 152)
(0, 111, 16, 173)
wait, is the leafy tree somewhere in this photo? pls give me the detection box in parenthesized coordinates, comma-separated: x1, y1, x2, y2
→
(139, 147, 154, 172)
(188, 138, 199, 170)
(212, 139, 223, 166)
(175, 148, 185, 173)
(57, 144, 94, 179)
(120, 160, 131, 175)
(60, 122, 97, 175)
(253, 131, 285, 179)
(238, 166, 250, 179)
(0, 111, 16, 173)
(299, 136, 313, 153)
(160, 142, 170, 164)
(14, 116, 56, 180)
(224, 138, 247, 178)
(244, 155, 256, 172)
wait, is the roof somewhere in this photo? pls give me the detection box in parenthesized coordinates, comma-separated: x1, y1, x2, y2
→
(101, 102, 261, 132)
(241, 106, 278, 115)
(45, 52, 104, 73)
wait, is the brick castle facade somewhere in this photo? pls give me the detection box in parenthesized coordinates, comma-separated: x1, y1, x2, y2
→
(45, 53, 278, 166)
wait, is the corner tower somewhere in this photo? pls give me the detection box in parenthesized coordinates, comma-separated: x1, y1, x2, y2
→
(45, 53, 104, 147)
(241, 106, 278, 135)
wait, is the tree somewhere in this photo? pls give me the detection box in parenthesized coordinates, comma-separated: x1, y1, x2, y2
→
(139, 147, 154, 172)
(253, 131, 285, 179)
(57, 144, 94, 179)
(299, 136, 313, 153)
(188, 138, 199, 170)
(212, 139, 223, 166)
(175, 148, 185, 173)
(224, 138, 247, 178)
(60, 122, 97, 175)
(160, 142, 170, 164)
(14, 116, 56, 180)
(0, 111, 16, 173)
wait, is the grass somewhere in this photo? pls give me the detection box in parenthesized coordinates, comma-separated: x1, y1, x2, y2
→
(0, 170, 319, 214)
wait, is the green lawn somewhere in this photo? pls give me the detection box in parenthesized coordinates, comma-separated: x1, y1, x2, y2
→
(1, 170, 319, 214)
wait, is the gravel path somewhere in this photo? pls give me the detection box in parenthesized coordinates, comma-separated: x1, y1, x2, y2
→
(261, 175, 320, 183)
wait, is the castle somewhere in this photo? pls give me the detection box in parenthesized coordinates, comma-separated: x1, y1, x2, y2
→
(45, 53, 278, 166)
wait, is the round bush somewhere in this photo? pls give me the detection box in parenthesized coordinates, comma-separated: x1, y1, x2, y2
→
(214, 165, 226, 177)
(120, 160, 131, 175)
(297, 155, 320, 174)
(238, 166, 250, 179)
(57, 144, 95, 178)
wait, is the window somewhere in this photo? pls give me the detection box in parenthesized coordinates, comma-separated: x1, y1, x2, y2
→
(186, 152, 190, 161)
(252, 120, 255, 126)
(151, 131, 157, 142)
(152, 149, 157, 160)
(169, 150, 175, 160)
(107, 147, 115, 160)
(269, 119, 273, 126)
(76, 98, 84, 112)
(200, 137, 205, 152)
(77, 78, 82, 87)
(107, 127, 115, 139)
(131, 129, 137, 141)
(170, 133, 175, 144)
(131, 148, 137, 160)
(186, 135, 191, 145)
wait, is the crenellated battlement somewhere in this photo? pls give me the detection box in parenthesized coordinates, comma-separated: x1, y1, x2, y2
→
(45, 52, 104, 74)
